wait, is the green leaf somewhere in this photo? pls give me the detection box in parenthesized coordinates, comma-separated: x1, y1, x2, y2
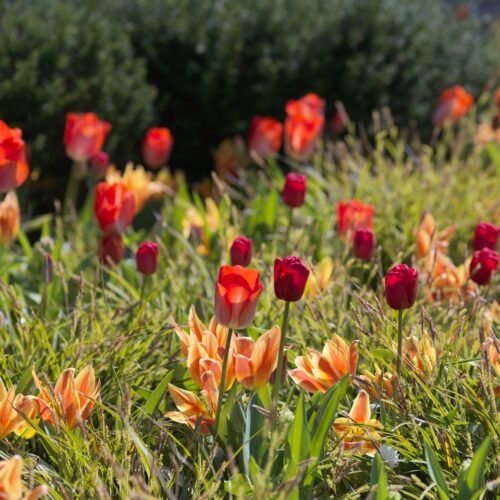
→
(370, 453, 389, 500)
(457, 436, 491, 500)
(143, 370, 173, 416)
(16, 229, 33, 260)
(224, 474, 253, 496)
(423, 436, 450, 499)
(243, 393, 267, 477)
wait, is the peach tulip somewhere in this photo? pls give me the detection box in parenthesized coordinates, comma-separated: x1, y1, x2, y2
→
(0, 456, 47, 500)
(0, 121, 29, 192)
(0, 191, 20, 245)
(0, 380, 37, 439)
(358, 369, 396, 399)
(404, 332, 437, 376)
(306, 256, 334, 298)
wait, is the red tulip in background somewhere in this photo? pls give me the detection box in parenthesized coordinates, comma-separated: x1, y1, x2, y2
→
(142, 127, 174, 169)
(331, 101, 350, 135)
(136, 241, 159, 275)
(214, 265, 263, 329)
(274, 256, 310, 302)
(385, 264, 418, 310)
(230, 236, 253, 267)
(472, 221, 499, 251)
(248, 117, 283, 159)
(94, 182, 135, 236)
(90, 151, 109, 180)
(353, 228, 375, 260)
(64, 113, 111, 163)
(98, 234, 124, 265)
(469, 248, 498, 285)
(337, 200, 375, 241)
(433, 86, 473, 127)
(282, 173, 307, 208)
(0, 120, 29, 192)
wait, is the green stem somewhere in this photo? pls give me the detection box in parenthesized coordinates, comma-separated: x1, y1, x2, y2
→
(271, 300, 291, 426)
(64, 161, 86, 214)
(214, 328, 233, 436)
(140, 275, 149, 304)
(285, 207, 294, 252)
(394, 309, 403, 407)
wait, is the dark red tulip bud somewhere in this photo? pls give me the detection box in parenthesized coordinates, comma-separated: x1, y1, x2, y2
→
(470, 248, 498, 285)
(472, 221, 499, 251)
(353, 228, 375, 260)
(99, 234, 124, 265)
(384, 264, 418, 310)
(282, 173, 306, 208)
(274, 256, 310, 302)
(90, 151, 109, 180)
(136, 241, 159, 275)
(331, 101, 349, 134)
(230, 236, 253, 267)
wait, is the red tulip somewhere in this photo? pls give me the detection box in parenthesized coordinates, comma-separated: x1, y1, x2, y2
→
(94, 182, 135, 235)
(274, 256, 310, 302)
(90, 151, 109, 180)
(214, 265, 263, 329)
(469, 248, 498, 285)
(286, 93, 325, 119)
(353, 228, 375, 260)
(64, 112, 111, 163)
(0, 121, 29, 192)
(472, 221, 499, 251)
(230, 236, 253, 267)
(142, 127, 174, 169)
(433, 86, 473, 126)
(337, 200, 375, 241)
(248, 117, 283, 159)
(98, 234, 124, 265)
(384, 264, 418, 310)
(282, 173, 307, 208)
(136, 241, 159, 275)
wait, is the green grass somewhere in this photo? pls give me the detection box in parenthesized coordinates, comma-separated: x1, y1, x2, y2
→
(1, 121, 499, 498)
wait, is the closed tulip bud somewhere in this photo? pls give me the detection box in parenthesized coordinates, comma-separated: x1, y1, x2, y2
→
(214, 265, 263, 329)
(469, 248, 498, 285)
(282, 173, 307, 208)
(353, 228, 375, 260)
(99, 234, 124, 265)
(89, 151, 109, 180)
(384, 264, 418, 310)
(142, 127, 174, 169)
(43, 255, 54, 285)
(473, 221, 499, 251)
(230, 236, 253, 266)
(136, 241, 159, 275)
(64, 112, 111, 163)
(274, 256, 310, 302)
(0, 121, 30, 192)
(0, 191, 20, 245)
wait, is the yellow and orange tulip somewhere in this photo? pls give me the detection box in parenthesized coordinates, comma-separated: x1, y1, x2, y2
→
(404, 332, 437, 377)
(0, 380, 37, 440)
(305, 257, 334, 298)
(0, 191, 20, 246)
(0, 455, 47, 500)
(358, 369, 396, 400)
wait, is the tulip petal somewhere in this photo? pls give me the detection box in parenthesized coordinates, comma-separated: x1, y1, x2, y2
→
(349, 390, 371, 424)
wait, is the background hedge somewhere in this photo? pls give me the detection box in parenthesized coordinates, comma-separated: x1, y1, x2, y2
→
(0, 0, 498, 211)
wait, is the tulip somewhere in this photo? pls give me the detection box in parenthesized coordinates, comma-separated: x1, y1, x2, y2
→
(289, 335, 358, 393)
(214, 136, 247, 180)
(136, 241, 159, 275)
(353, 228, 375, 260)
(230, 236, 253, 267)
(337, 199, 375, 241)
(0, 191, 20, 245)
(248, 116, 283, 159)
(32, 365, 100, 430)
(358, 369, 396, 400)
(384, 264, 418, 310)
(469, 248, 499, 285)
(331, 101, 349, 134)
(473, 221, 499, 251)
(0, 380, 37, 439)
(404, 332, 437, 376)
(166, 371, 218, 435)
(64, 112, 111, 163)
(233, 326, 281, 389)
(142, 127, 174, 169)
(282, 173, 307, 209)
(333, 390, 382, 455)
(0, 456, 47, 500)
(274, 256, 310, 302)
(0, 121, 29, 192)
(98, 234, 124, 265)
(306, 256, 334, 298)
(94, 182, 135, 235)
(286, 93, 325, 119)
(89, 151, 109, 180)
(433, 86, 473, 127)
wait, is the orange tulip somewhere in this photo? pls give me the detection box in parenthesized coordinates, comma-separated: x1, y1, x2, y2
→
(0, 456, 47, 500)
(0, 121, 29, 192)
(336, 200, 375, 241)
(333, 390, 382, 455)
(289, 335, 358, 393)
(0, 191, 20, 245)
(32, 365, 100, 430)
(233, 326, 281, 389)
(166, 370, 218, 435)
(416, 212, 456, 259)
(481, 336, 500, 397)
(404, 332, 437, 376)
(358, 369, 396, 399)
(0, 380, 37, 440)
(433, 86, 473, 126)
(213, 136, 248, 180)
(142, 127, 174, 169)
(305, 256, 334, 298)
(248, 116, 283, 159)
(94, 181, 135, 236)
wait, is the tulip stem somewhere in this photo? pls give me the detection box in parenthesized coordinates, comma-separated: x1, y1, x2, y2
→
(214, 328, 233, 436)
(64, 161, 86, 215)
(285, 207, 294, 251)
(271, 300, 290, 426)
(140, 275, 149, 304)
(394, 309, 403, 407)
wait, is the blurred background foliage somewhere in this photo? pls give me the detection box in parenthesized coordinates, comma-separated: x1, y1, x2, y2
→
(0, 0, 499, 211)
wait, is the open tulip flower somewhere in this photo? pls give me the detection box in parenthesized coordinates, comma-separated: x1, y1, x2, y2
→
(94, 181, 135, 236)
(166, 371, 219, 435)
(0, 456, 47, 500)
(0, 380, 37, 440)
(336, 200, 375, 242)
(0, 191, 20, 245)
(248, 116, 283, 159)
(473, 221, 499, 251)
(32, 366, 100, 430)
(289, 335, 358, 393)
(0, 121, 29, 192)
(433, 85, 474, 127)
(305, 256, 334, 298)
(333, 390, 383, 456)
(233, 326, 281, 390)
(358, 369, 396, 400)
(404, 332, 437, 377)
(469, 248, 499, 286)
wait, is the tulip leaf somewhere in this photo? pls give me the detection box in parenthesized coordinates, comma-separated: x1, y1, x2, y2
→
(457, 436, 491, 500)
(423, 436, 450, 499)
(370, 453, 389, 500)
(371, 348, 394, 362)
(143, 370, 174, 416)
(243, 393, 267, 477)
(224, 473, 253, 496)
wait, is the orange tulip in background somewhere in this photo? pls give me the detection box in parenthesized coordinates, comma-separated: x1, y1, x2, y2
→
(214, 136, 248, 180)
(248, 116, 283, 159)
(433, 86, 474, 127)
(32, 365, 100, 430)
(0, 121, 29, 192)
(0, 191, 20, 245)
(0, 380, 37, 440)
(333, 390, 382, 455)
(306, 256, 334, 298)
(358, 369, 396, 400)
(289, 334, 358, 393)
(336, 199, 375, 241)
(142, 127, 174, 169)
(404, 332, 437, 377)
(233, 326, 281, 389)
(0, 456, 47, 500)
(94, 181, 135, 236)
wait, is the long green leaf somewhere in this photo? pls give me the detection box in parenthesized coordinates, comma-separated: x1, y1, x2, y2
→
(457, 436, 491, 500)
(424, 436, 450, 499)
(143, 370, 174, 416)
(370, 453, 389, 500)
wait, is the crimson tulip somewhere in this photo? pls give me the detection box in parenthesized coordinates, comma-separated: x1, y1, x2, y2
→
(473, 221, 499, 251)
(384, 264, 418, 310)
(282, 173, 307, 208)
(230, 236, 253, 267)
(274, 256, 310, 302)
(353, 228, 375, 260)
(470, 248, 498, 285)
(98, 234, 124, 265)
(136, 241, 159, 275)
